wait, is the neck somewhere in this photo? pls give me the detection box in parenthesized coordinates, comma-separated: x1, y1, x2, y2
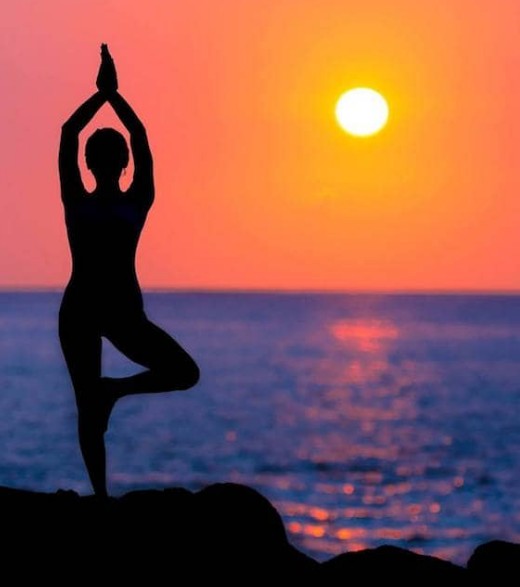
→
(95, 178, 121, 192)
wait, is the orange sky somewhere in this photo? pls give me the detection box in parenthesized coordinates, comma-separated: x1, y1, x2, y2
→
(2, 0, 520, 291)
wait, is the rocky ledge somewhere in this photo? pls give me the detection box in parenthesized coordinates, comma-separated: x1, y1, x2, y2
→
(0, 483, 516, 584)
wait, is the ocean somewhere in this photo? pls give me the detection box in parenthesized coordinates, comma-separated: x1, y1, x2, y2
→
(0, 291, 519, 563)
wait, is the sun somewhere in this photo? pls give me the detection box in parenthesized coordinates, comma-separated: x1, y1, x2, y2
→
(335, 88, 389, 137)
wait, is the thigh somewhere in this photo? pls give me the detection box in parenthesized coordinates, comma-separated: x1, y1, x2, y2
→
(59, 303, 102, 392)
(103, 315, 196, 371)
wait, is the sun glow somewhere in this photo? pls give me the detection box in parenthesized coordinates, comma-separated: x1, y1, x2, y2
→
(335, 88, 389, 137)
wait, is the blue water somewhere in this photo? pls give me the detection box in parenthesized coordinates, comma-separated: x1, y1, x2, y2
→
(0, 291, 519, 563)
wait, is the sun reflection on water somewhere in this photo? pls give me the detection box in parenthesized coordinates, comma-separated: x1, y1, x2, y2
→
(258, 313, 516, 564)
(331, 320, 399, 353)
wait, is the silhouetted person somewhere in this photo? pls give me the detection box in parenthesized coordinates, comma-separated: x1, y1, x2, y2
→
(59, 45, 200, 496)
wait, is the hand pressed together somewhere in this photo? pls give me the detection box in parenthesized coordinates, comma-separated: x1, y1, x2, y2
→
(96, 43, 118, 94)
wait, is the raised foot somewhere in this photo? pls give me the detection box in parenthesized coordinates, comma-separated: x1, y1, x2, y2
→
(97, 377, 119, 433)
(79, 378, 119, 434)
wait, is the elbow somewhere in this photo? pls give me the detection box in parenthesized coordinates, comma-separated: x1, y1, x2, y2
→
(61, 120, 78, 135)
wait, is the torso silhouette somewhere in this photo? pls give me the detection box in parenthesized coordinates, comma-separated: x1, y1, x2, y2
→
(63, 189, 148, 316)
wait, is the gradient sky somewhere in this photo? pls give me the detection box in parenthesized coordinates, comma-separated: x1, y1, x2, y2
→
(2, 1, 520, 290)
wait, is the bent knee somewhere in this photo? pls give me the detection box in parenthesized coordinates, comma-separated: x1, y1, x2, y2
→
(154, 355, 200, 391)
(177, 361, 200, 390)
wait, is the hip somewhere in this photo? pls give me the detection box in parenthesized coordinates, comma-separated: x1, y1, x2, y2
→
(60, 282, 145, 325)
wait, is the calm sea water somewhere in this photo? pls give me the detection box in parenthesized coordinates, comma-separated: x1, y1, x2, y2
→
(0, 291, 519, 563)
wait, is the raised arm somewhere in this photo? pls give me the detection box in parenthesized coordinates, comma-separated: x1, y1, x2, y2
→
(108, 92, 154, 207)
(59, 92, 106, 203)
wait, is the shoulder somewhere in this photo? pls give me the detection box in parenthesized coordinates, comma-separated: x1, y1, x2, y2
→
(124, 184, 154, 211)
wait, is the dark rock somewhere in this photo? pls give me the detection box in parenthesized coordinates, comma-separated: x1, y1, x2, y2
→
(0, 483, 318, 583)
(196, 483, 318, 579)
(467, 540, 520, 583)
(321, 545, 468, 583)
(0, 484, 516, 584)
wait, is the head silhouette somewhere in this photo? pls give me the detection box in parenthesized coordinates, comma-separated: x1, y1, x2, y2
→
(85, 128, 129, 184)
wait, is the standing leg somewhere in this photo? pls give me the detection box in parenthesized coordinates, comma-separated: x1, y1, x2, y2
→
(59, 308, 109, 496)
(103, 315, 200, 398)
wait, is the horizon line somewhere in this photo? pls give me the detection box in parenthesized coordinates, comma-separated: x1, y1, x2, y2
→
(4, 286, 520, 296)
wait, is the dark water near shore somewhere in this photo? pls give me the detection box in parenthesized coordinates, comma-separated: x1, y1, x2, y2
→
(0, 291, 519, 563)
